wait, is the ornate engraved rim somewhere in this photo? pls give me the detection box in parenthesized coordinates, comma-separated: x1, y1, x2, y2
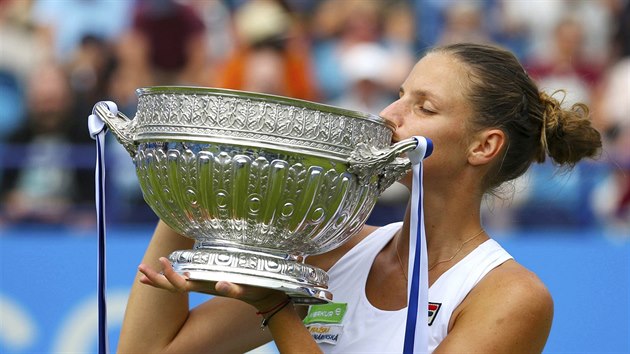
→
(136, 86, 396, 131)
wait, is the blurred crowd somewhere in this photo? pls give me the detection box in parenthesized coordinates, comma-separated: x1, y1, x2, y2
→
(0, 0, 628, 234)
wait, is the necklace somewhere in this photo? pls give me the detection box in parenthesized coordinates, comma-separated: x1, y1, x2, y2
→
(428, 229, 485, 271)
(393, 228, 486, 281)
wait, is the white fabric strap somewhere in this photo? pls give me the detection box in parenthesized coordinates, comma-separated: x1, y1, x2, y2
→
(88, 101, 117, 354)
(403, 136, 433, 353)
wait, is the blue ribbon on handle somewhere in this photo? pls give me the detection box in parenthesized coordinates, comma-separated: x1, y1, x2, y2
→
(403, 136, 433, 354)
(88, 101, 117, 354)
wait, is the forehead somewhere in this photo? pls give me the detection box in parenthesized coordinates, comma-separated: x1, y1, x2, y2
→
(402, 52, 471, 104)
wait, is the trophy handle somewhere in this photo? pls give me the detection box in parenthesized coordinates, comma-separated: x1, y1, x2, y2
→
(92, 101, 137, 156)
(348, 138, 427, 193)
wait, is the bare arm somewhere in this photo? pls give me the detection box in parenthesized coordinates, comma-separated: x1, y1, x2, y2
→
(118, 221, 194, 352)
(434, 261, 554, 354)
(118, 221, 274, 353)
(118, 220, 324, 353)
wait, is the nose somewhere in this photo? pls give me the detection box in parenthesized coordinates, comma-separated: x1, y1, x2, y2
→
(379, 99, 403, 129)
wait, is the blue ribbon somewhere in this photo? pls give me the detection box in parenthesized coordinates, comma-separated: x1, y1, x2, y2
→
(95, 132, 108, 354)
(403, 136, 433, 354)
(89, 102, 117, 354)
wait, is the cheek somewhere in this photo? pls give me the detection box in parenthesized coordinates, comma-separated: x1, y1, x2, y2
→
(422, 133, 469, 176)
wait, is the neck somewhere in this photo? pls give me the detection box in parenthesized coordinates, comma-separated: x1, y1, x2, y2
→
(395, 184, 486, 271)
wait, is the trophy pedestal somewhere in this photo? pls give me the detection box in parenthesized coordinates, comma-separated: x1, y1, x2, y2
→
(168, 248, 332, 304)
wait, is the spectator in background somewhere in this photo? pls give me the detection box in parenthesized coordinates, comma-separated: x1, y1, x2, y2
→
(526, 16, 603, 107)
(187, 0, 235, 80)
(107, 31, 152, 116)
(115, 0, 208, 87)
(487, 0, 529, 60)
(437, 1, 491, 46)
(590, 58, 630, 231)
(0, 63, 94, 228)
(0, 0, 47, 138)
(497, 0, 615, 66)
(610, 0, 630, 60)
(66, 35, 116, 123)
(213, 0, 319, 101)
(309, 0, 385, 101)
(381, 0, 416, 55)
(332, 43, 396, 115)
(0, 0, 621, 234)
(31, 0, 133, 63)
(379, 0, 417, 92)
(590, 0, 630, 232)
(309, 0, 415, 103)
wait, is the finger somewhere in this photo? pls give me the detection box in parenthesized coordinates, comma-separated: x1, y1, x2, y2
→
(215, 281, 245, 298)
(137, 262, 178, 292)
(138, 273, 153, 285)
(137, 266, 163, 287)
(158, 257, 190, 292)
(138, 263, 161, 281)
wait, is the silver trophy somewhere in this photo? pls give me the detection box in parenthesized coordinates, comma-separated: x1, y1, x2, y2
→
(93, 87, 420, 304)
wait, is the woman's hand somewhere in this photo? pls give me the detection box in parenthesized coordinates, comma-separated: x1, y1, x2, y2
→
(138, 257, 195, 292)
(138, 257, 289, 312)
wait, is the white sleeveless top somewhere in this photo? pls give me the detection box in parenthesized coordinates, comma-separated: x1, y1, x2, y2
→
(306, 222, 513, 353)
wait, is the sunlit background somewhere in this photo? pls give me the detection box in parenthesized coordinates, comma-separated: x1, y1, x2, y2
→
(0, 0, 628, 353)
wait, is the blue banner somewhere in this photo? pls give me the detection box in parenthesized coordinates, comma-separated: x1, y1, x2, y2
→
(0, 227, 628, 353)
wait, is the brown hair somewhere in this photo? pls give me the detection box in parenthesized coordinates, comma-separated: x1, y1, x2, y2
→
(431, 43, 602, 191)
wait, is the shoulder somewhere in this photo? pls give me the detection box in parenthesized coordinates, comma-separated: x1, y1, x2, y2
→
(305, 224, 380, 272)
(437, 260, 553, 353)
(470, 260, 553, 322)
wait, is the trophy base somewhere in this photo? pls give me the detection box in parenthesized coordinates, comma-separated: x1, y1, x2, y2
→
(168, 248, 332, 304)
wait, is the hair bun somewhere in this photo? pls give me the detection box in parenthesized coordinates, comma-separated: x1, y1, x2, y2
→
(538, 90, 601, 166)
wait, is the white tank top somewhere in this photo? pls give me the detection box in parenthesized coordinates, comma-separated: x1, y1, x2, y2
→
(305, 222, 513, 353)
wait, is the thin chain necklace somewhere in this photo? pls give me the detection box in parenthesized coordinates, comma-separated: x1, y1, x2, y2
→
(394, 228, 485, 281)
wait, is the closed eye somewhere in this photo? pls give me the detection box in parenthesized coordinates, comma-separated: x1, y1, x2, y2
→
(419, 106, 436, 115)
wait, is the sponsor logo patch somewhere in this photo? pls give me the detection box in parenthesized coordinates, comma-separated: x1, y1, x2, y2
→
(303, 302, 347, 325)
(428, 302, 442, 326)
(304, 302, 347, 345)
(306, 324, 344, 344)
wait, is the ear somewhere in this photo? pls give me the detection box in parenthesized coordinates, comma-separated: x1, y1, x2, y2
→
(468, 129, 505, 166)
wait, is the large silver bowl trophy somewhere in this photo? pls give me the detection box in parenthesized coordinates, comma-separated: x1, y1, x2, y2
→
(94, 87, 422, 304)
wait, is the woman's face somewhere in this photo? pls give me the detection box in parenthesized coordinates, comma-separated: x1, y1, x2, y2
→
(380, 52, 475, 187)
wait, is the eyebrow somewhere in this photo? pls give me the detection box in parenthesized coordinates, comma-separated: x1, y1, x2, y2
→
(401, 87, 443, 107)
